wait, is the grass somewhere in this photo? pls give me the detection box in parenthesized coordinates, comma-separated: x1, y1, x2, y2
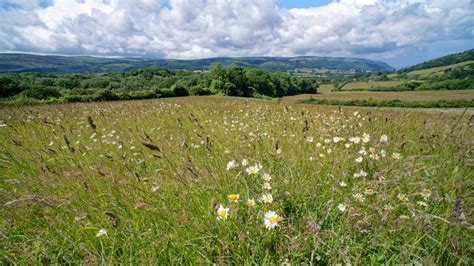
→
(407, 61, 474, 77)
(283, 90, 474, 103)
(300, 98, 474, 108)
(340, 81, 406, 91)
(0, 96, 473, 264)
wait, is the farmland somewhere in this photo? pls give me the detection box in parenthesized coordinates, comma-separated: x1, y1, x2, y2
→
(1, 96, 472, 264)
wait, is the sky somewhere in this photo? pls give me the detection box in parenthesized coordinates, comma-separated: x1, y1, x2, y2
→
(0, 0, 473, 68)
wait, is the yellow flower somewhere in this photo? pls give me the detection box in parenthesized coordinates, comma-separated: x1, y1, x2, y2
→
(228, 194, 239, 203)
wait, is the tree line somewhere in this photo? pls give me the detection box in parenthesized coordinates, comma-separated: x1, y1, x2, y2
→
(0, 64, 317, 104)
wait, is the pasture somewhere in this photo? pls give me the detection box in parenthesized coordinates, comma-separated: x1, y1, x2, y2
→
(284, 90, 474, 103)
(0, 96, 473, 264)
(340, 81, 406, 91)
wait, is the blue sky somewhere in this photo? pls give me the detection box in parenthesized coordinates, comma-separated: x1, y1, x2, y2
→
(0, 0, 473, 68)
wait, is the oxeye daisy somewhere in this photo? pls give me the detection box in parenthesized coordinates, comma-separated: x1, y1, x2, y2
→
(96, 229, 107, 237)
(392, 152, 401, 160)
(246, 165, 260, 175)
(247, 199, 256, 208)
(263, 182, 272, 190)
(337, 203, 347, 212)
(228, 194, 239, 203)
(262, 173, 272, 182)
(226, 160, 238, 170)
(241, 159, 249, 166)
(362, 133, 370, 143)
(380, 134, 388, 143)
(217, 205, 230, 220)
(355, 156, 363, 163)
(264, 211, 281, 230)
(261, 193, 273, 204)
(397, 193, 408, 202)
(306, 136, 314, 143)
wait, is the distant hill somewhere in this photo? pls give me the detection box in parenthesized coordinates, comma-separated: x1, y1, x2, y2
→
(401, 49, 474, 73)
(0, 53, 394, 74)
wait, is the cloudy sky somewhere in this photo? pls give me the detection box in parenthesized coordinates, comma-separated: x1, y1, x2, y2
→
(0, 0, 473, 68)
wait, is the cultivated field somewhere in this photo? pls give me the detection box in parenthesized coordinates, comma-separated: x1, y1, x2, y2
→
(0, 96, 473, 264)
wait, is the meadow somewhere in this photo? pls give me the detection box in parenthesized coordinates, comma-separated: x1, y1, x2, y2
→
(0, 96, 473, 264)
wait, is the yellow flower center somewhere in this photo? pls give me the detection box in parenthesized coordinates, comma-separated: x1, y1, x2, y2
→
(269, 216, 276, 224)
(219, 210, 227, 218)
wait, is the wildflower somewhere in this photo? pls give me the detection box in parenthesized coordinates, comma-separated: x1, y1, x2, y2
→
(353, 170, 368, 178)
(397, 193, 408, 202)
(316, 143, 322, 148)
(245, 165, 260, 175)
(151, 184, 160, 192)
(379, 149, 386, 158)
(399, 214, 409, 220)
(362, 133, 370, 143)
(263, 182, 272, 190)
(261, 193, 273, 204)
(276, 148, 282, 155)
(333, 136, 341, 143)
(421, 190, 431, 200)
(217, 205, 230, 220)
(247, 199, 256, 208)
(326, 148, 332, 154)
(96, 229, 107, 237)
(228, 194, 239, 203)
(339, 181, 347, 187)
(264, 211, 281, 230)
(392, 152, 401, 160)
(226, 160, 238, 171)
(355, 156, 363, 163)
(262, 173, 272, 182)
(241, 159, 249, 166)
(417, 201, 428, 207)
(337, 203, 347, 212)
(358, 148, 367, 156)
(306, 136, 314, 144)
(380, 134, 388, 143)
(349, 137, 361, 144)
(345, 143, 351, 148)
(353, 193, 365, 203)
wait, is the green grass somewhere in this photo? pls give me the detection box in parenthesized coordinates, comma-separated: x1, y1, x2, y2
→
(407, 60, 474, 77)
(300, 97, 474, 108)
(340, 81, 406, 90)
(0, 96, 473, 264)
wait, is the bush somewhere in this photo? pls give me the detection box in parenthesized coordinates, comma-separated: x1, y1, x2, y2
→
(189, 85, 213, 96)
(22, 86, 62, 99)
(128, 90, 158, 99)
(172, 84, 189, 97)
(159, 88, 175, 98)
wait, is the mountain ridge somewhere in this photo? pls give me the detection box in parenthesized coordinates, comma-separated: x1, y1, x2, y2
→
(0, 53, 394, 74)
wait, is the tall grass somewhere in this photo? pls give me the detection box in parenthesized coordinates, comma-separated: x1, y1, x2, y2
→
(0, 96, 472, 264)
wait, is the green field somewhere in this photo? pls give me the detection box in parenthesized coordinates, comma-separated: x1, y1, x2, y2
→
(1, 96, 472, 264)
(340, 81, 406, 91)
(286, 90, 474, 102)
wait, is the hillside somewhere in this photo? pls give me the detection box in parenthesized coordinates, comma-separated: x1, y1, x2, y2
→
(0, 53, 394, 74)
(401, 49, 474, 72)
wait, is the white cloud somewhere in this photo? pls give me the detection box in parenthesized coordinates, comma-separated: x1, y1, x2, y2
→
(0, 0, 472, 66)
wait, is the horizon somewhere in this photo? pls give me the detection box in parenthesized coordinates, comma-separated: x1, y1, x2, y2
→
(1, 0, 473, 68)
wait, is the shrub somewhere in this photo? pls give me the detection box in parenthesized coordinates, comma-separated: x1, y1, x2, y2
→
(22, 86, 62, 99)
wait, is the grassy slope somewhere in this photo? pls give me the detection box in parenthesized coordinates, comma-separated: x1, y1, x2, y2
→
(341, 81, 406, 90)
(0, 96, 472, 264)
